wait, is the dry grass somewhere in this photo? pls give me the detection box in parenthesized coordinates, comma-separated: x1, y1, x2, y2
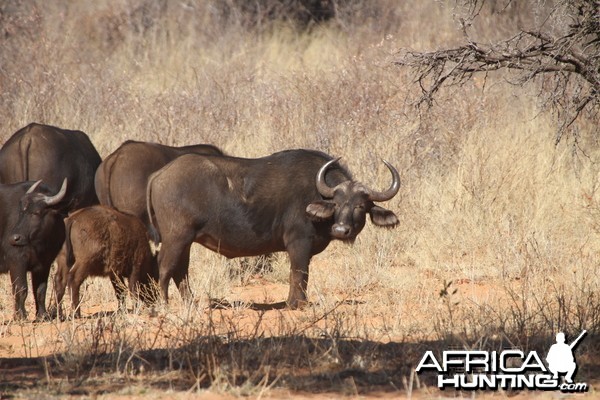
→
(0, 0, 599, 398)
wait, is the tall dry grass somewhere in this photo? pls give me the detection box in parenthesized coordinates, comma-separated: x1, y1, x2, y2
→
(0, 0, 599, 396)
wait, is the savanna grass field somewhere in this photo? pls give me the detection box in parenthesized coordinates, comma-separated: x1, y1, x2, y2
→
(1, 1, 599, 398)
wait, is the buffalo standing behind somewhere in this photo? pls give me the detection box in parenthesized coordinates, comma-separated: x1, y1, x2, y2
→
(0, 123, 101, 210)
(95, 140, 223, 236)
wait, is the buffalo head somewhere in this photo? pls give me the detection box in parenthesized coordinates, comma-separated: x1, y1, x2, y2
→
(11, 178, 68, 247)
(306, 158, 400, 241)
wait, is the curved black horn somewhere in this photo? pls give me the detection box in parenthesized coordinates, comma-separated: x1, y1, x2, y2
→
(26, 180, 43, 194)
(315, 157, 341, 198)
(367, 160, 400, 202)
(43, 178, 67, 206)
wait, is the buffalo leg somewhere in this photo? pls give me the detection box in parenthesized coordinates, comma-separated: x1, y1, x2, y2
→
(129, 269, 156, 306)
(285, 240, 312, 309)
(110, 273, 128, 311)
(158, 239, 193, 303)
(68, 263, 87, 318)
(128, 268, 141, 304)
(31, 264, 51, 321)
(9, 267, 28, 320)
(51, 260, 69, 319)
(172, 243, 193, 303)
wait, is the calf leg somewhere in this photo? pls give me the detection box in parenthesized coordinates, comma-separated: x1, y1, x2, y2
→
(128, 268, 141, 304)
(68, 262, 87, 318)
(129, 270, 156, 307)
(51, 260, 69, 319)
(110, 273, 128, 312)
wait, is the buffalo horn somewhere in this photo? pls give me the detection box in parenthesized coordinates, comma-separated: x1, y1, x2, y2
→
(26, 180, 43, 194)
(316, 157, 341, 198)
(42, 178, 68, 206)
(367, 160, 400, 202)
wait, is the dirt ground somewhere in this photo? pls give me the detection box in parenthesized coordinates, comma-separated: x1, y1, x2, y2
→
(1, 275, 598, 399)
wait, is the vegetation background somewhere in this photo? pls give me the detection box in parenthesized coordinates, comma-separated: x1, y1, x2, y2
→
(0, 0, 598, 398)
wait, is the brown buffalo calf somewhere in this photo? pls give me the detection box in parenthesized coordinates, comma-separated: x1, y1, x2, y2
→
(53, 205, 158, 318)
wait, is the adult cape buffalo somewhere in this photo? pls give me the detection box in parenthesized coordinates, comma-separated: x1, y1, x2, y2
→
(0, 123, 102, 210)
(147, 149, 400, 308)
(0, 123, 101, 319)
(0, 181, 66, 320)
(95, 140, 223, 235)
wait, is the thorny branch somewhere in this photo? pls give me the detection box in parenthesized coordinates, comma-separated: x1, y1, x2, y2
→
(395, 0, 600, 142)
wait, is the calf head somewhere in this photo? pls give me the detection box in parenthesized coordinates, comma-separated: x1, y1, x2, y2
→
(306, 158, 400, 241)
(10, 179, 67, 248)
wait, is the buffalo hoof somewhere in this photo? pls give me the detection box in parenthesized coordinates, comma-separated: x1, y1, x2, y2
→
(47, 306, 58, 319)
(47, 306, 66, 321)
(286, 298, 309, 310)
(13, 312, 27, 322)
(34, 312, 53, 323)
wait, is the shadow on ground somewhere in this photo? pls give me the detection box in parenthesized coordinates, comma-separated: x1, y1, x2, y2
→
(1, 334, 598, 397)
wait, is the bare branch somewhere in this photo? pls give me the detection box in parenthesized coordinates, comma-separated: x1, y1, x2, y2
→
(396, 0, 600, 140)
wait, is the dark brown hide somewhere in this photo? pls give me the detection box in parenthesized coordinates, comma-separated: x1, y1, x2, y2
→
(0, 123, 102, 211)
(0, 182, 65, 320)
(95, 140, 223, 238)
(0, 123, 102, 319)
(147, 149, 400, 308)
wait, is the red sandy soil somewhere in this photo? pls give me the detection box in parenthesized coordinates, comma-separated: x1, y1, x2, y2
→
(0, 277, 597, 399)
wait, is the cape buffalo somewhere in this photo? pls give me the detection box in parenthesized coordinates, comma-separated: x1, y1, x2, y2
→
(0, 123, 102, 210)
(53, 206, 158, 318)
(0, 181, 66, 320)
(146, 149, 400, 308)
(95, 140, 223, 237)
(0, 123, 102, 319)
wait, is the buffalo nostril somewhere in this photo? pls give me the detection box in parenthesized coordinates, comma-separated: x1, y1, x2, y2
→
(10, 234, 23, 246)
(332, 224, 351, 237)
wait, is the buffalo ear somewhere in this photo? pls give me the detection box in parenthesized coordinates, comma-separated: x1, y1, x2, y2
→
(306, 200, 336, 221)
(370, 205, 399, 227)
